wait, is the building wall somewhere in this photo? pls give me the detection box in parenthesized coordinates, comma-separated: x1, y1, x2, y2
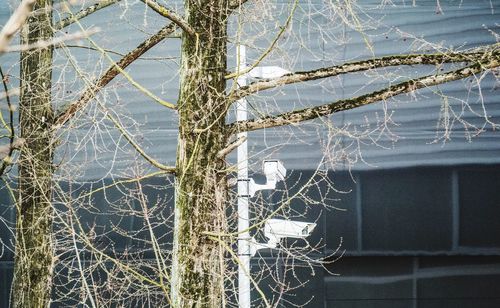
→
(1, 0, 500, 307)
(322, 165, 500, 307)
(250, 165, 500, 307)
(2, 165, 500, 306)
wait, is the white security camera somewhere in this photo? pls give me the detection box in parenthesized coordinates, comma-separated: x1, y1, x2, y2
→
(248, 218, 317, 256)
(264, 219, 316, 246)
(248, 66, 291, 79)
(239, 160, 287, 198)
(263, 160, 286, 183)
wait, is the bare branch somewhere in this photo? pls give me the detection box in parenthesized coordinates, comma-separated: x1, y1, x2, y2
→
(3, 28, 99, 53)
(0, 66, 17, 176)
(225, 0, 298, 79)
(230, 43, 500, 101)
(0, 138, 24, 160)
(54, 23, 177, 127)
(229, 0, 250, 10)
(0, 0, 36, 53)
(140, 0, 195, 36)
(217, 135, 247, 158)
(62, 44, 179, 61)
(0, 88, 19, 101)
(229, 54, 500, 133)
(54, 0, 121, 31)
(106, 113, 176, 174)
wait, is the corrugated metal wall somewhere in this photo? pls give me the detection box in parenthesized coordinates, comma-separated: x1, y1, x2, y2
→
(2, 0, 497, 178)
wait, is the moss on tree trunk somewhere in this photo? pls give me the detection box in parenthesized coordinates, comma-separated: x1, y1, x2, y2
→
(13, 0, 54, 307)
(171, 1, 230, 307)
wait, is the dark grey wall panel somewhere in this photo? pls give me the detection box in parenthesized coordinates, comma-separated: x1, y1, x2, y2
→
(325, 256, 414, 302)
(326, 275, 414, 301)
(325, 173, 359, 252)
(0, 263, 13, 307)
(283, 263, 325, 308)
(418, 299, 500, 308)
(418, 275, 500, 299)
(2, 166, 500, 306)
(459, 166, 500, 248)
(361, 168, 452, 251)
(327, 299, 413, 308)
(326, 256, 500, 308)
(0, 185, 15, 262)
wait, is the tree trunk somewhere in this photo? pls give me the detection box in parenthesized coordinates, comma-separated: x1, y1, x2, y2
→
(171, 1, 230, 307)
(13, 0, 54, 307)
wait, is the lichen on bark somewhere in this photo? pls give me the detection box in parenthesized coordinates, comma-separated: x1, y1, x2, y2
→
(171, 1, 231, 307)
(13, 0, 54, 307)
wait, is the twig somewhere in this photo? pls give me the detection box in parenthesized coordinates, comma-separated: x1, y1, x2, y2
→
(225, 0, 298, 79)
(217, 135, 246, 158)
(229, 0, 250, 10)
(140, 0, 195, 36)
(0, 138, 25, 160)
(0, 66, 18, 176)
(3, 28, 100, 53)
(0, 0, 36, 53)
(0, 88, 20, 101)
(54, 0, 121, 30)
(54, 23, 177, 127)
(105, 112, 176, 173)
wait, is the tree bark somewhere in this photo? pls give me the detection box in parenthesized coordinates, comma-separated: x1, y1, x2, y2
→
(230, 56, 500, 133)
(230, 46, 499, 101)
(13, 0, 54, 307)
(171, 1, 230, 307)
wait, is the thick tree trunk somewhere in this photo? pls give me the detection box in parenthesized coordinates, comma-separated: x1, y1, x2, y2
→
(13, 0, 54, 307)
(171, 1, 230, 307)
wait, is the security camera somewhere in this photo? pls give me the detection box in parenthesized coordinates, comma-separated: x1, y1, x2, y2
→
(263, 160, 286, 182)
(248, 218, 317, 256)
(248, 66, 291, 79)
(239, 160, 287, 198)
(264, 219, 316, 246)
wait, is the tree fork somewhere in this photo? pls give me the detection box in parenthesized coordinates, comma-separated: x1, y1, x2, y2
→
(13, 0, 54, 307)
(171, 0, 230, 307)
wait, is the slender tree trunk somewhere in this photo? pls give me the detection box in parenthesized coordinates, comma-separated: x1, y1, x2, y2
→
(171, 1, 229, 307)
(13, 0, 54, 307)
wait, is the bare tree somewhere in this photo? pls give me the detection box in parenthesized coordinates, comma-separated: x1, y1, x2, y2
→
(3, 0, 121, 306)
(1, 0, 499, 307)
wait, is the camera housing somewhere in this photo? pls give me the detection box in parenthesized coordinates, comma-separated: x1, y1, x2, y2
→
(263, 160, 286, 183)
(248, 66, 291, 79)
(239, 160, 287, 198)
(248, 219, 317, 256)
(264, 219, 316, 245)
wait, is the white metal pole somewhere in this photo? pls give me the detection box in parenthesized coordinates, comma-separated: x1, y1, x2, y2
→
(236, 44, 251, 308)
